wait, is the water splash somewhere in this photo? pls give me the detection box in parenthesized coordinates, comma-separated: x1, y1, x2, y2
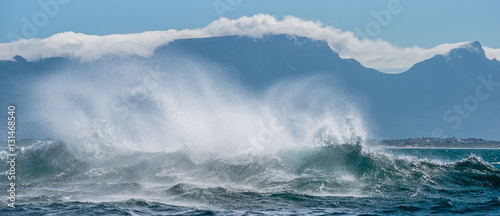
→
(31, 55, 369, 159)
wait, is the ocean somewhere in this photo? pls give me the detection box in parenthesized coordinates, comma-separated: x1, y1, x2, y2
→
(2, 55, 499, 215)
(1, 140, 499, 215)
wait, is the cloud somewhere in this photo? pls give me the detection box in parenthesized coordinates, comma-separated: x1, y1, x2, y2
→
(484, 47, 500, 61)
(0, 14, 499, 72)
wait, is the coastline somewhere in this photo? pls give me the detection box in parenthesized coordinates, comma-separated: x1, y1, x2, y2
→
(382, 146, 500, 150)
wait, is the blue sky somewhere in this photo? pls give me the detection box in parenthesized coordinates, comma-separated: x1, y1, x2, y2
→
(0, 0, 499, 48)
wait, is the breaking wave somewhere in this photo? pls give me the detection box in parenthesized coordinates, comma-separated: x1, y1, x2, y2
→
(1, 54, 499, 214)
(1, 138, 500, 211)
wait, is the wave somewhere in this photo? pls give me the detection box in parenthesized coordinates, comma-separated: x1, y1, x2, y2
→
(2, 139, 499, 205)
(25, 56, 369, 157)
(3, 52, 500, 214)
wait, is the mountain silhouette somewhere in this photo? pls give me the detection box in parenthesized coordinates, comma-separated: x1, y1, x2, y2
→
(1, 35, 499, 139)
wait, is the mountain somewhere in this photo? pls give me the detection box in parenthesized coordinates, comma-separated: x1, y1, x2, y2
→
(372, 41, 500, 139)
(1, 35, 499, 140)
(153, 35, 385, 90)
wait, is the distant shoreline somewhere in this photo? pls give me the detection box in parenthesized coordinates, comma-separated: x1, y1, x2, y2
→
(371, 137, 500, 149)
(382, 146, 500, 150)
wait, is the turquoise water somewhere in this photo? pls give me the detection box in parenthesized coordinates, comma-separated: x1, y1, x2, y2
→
(385, 148, 500, 169)
(1, 140, 499, 215)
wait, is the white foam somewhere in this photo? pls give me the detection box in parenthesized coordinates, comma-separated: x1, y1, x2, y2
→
(31, 54, 369, 160)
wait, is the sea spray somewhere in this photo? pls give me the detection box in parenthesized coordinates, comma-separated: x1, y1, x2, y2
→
(2, 54, 499, 214)
(30, 55, 369, 159)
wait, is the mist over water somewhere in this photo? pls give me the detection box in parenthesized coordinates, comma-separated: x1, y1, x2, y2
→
(31, 55, 368, 157)
(2, 55, 500, 215)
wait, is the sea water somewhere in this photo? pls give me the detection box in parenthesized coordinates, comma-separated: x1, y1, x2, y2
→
(2, 55, 499, 215)
(1, 140, 499, 215)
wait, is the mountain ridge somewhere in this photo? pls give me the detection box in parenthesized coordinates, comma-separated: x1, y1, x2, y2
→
(1, 35, 499, 139)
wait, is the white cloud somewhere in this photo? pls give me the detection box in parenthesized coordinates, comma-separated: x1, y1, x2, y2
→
(484, 47, 500, 61)
(0, 14, 499, 73)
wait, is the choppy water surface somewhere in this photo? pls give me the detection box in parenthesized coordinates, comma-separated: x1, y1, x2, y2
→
(1, 140, 499, 215)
